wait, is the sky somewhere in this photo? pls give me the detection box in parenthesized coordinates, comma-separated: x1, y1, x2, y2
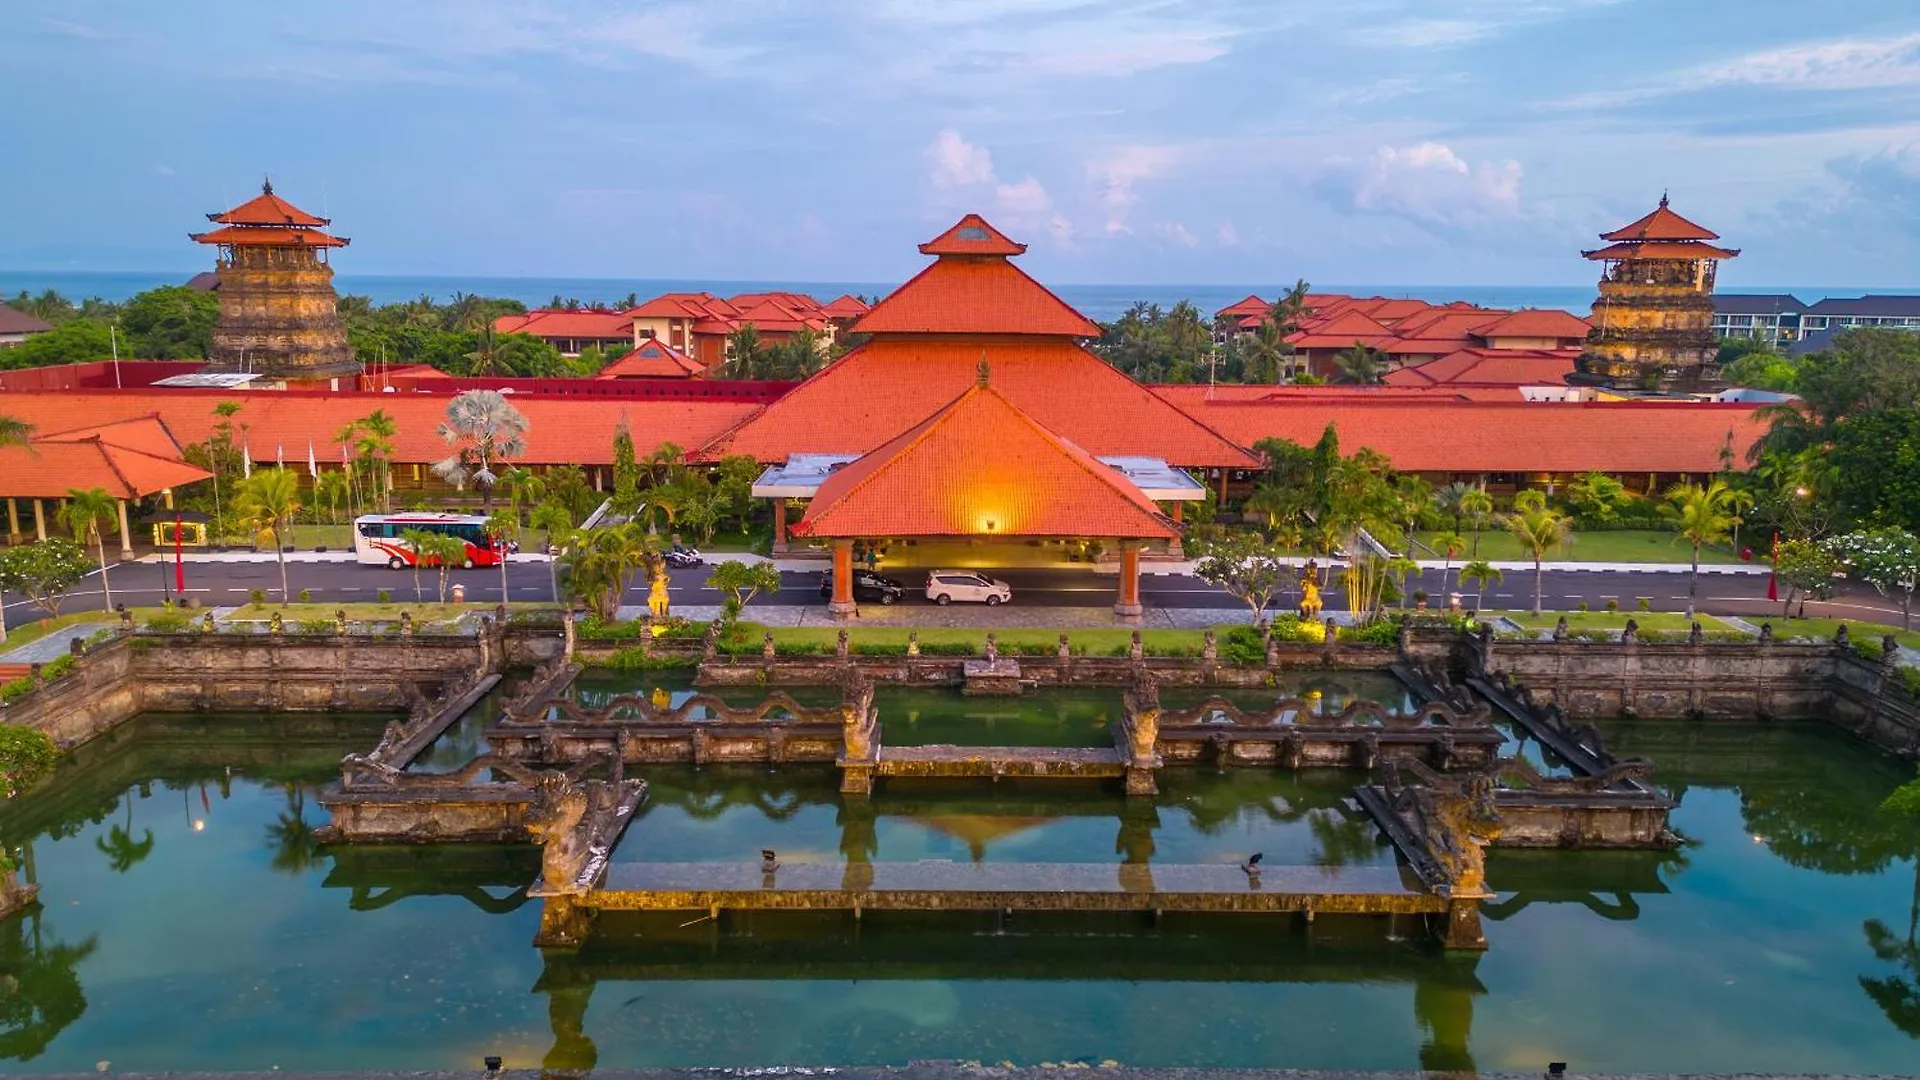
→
(2, 0, 1917, 288)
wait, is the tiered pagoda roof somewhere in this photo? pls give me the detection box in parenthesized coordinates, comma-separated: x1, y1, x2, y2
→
(707, 214, 1252, 467)
(790, 380, 1176, 540)
(1583, 195, 1736, 261)
(191, 180, 349, 248)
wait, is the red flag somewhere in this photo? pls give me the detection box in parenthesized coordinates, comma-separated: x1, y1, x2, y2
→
(1766, 574, 1777, 602)
(173, 512, 186, 595)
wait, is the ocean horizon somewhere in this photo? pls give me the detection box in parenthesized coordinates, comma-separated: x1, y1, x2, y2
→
(0, 269, 1898, 324)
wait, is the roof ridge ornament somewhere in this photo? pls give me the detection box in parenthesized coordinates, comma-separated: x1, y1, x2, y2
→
(1659, 189, 1669, 207)
(976, 354, 990, 388)
(263, 176, 274, 195)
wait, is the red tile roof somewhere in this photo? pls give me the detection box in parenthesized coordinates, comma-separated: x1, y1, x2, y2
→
(1286, 309, 1395, 349)
(207, 183, 330, 228)
(1582, 240, 1739, 261)
(1392, 307, 1506, 338)
(1383, 348, 1577, 389)
(821, 294, 871, 318)
(189, 225, 347, 248)
(0, 391, 757, 468)
(791, 383, 1175, 540)
(1358, 299, 1432, 324)
(0, 307, 53, 335)
(1175, 397, 1766, 474)
(703, 338, 1254, 467)
(1216, 295, 1270, 319)
(0, 415, 211, 499)
(496, 310, 634, 339)
(597, 340, 705, 379)
(918, 214, 1028, 257)
(1470, 310, 1591, 340)
(1600, 197, 1721, 242)
(852, 254, 1101, 337)
(733, 300, 828, 334)
(628, 295, 714, 319)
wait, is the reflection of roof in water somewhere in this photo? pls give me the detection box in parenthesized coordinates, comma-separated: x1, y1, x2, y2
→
(913, 814, 1053, 861)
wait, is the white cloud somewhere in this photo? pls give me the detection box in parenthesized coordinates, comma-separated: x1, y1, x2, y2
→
(1153, 221, 1199, 247)
(994, 176, 1053, 215)
(1216, 222, 1241, 247)
(926, 129, 997, 188)
(1556, 32, 1920, 109)
(1087, 144, 1180, 233)
(1346, 141, 1524, 226)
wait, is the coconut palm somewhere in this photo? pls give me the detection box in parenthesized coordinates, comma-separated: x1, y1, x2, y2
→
(60, 487, 118, 612)
(312, 470, 351, 525)
(399, 527, 435, 602)
(563, 521, 657, 619)
(485, 509, 519, 608)
(1505, 501, 1574, 614)
(1460, 488, 1495, 557)
(233, 467, 302, 602)
(432, 390, 528, 505)
(1433, 530, 1467, 600)
(529, 502, 573, 604)
(1434, 481, 1475, 534)
(498, 466, 545, 526)
(1332, 343, 1382, 385)
(1244, 320, 1289, 384)
(0, 415, 31, 449)
(355, 408, 398, 513)
(1459, 559, 1502, 612)
(1662, 478, 1753, 615)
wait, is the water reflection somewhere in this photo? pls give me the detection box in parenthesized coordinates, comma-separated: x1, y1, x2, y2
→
(0, 911, 96, 1062)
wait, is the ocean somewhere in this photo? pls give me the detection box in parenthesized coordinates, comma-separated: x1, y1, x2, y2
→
(0, 269, 1877, 323)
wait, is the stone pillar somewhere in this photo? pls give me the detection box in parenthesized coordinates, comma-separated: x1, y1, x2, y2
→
(32, 499, 46, 542)
(116, 499, 134, 560)
(772, 499, 789, 554)
(828, 538, 857, 619)
(1437, 898, 1487, 950)
(1113, 542, 1143, 620)
(5, 498, 18, 543)
(533, 895, 597, 949)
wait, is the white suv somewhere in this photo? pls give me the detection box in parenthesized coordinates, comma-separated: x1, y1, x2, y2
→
(925, 570, 1012, 606)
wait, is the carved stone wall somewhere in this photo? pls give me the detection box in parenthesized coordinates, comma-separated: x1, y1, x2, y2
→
(206, 246, 356, 378)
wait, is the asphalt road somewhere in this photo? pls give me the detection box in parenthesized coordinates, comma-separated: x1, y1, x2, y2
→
(3, 557, 1903, 632)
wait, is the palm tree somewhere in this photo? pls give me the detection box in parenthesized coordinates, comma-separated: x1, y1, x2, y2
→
(725, 324, 766, 379)
(60, 487, 118, 612)
(1267, 278, 1312, 335)
(399, 527, 435, 602)
(563, 521, 657, 619)
(1434, 481, 1474, 534)
(432, 390, 528, 505)
(1459, 559, 1502, 612)
(0, 415, 31, 449)
(1460, 488, 1495, 557)
(529, 502, 572, 604)
(265, 784, 319, 875)
(312, 470, 351, 525)
(464, 325, 505, 376)
(1662, 478, 1752, 616)
(233, 468, 302, 603)
(1333, 343, 1382, 385)
(1505, 502, 1574, 614)
(499, 466, 545, 526)
(356, 408, 398, 513)
(95, 793, 154, 873)
(1245, 320, 1288, 384)
(485, 509, 518, 608)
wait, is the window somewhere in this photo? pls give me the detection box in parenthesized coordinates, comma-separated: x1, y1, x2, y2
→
(956, 225, 990, 240)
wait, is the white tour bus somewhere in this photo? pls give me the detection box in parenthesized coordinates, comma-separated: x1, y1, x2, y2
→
(352, 513, 503, 569)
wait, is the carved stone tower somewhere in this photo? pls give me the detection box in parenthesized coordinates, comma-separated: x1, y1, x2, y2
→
(191, 180, 357, 381)
(1578, 194, 1739, 392)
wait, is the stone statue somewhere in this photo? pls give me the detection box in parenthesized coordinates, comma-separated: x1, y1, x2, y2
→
(1689, 621, 1704, 645)
(527, 774, 593, 895)
(267, 612, 284, 634)
(1553, 616, 1568, 642)
(836, 628, 850, 660)
(984, 633, 998, 663)
(907, 631, 919, 657)
(399, 611, 415, 636)
(841, 700, 874, 761)
(1058, 633, 1071, 659)
(1128, 701, 1160, 764)
(1758, 622, 1772, 644)
(647, 561, 671, 620)
(763, 631, 776, 660)
(1834, 622, 1850, 646)
(336, 609, 349, 635)
(651, 686, 671, 711)
(1202, 629, 1216, 663)
(1129, 630, 1143, 662)
(200, 611, 215, 633)
(1386, 761, 1503, 898)
(1621, 619, 1638, 643)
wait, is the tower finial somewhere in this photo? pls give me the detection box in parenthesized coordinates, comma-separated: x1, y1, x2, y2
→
(263, 176, 274, 195)
(976, 352, 990, 388)
(1659, 189, 1668, 208)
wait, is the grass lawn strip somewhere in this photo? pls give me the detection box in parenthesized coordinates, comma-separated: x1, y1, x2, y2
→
(1414, 529, 1747, 565)
(1490, 610, 1744, 634)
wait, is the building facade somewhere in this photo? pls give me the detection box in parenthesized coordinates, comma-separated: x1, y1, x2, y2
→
(1712, 294, 1806, 345)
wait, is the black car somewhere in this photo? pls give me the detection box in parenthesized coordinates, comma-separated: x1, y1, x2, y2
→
(820, 570, 905, 604)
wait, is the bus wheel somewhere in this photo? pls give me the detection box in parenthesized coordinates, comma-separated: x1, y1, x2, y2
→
(462, 558, 475, 570)
(387, 556, 405, 571)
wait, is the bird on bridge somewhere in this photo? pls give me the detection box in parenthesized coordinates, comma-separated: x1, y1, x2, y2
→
(1243, 852, 1263, 875)
(761, 848, 780, 873)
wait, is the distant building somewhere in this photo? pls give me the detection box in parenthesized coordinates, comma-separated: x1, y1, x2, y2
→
(190, 179, 357, 382)
(1578, 194, 1739, 391)
(1801, 295, 1920, 334)
(490, 309, 633, 357)
(0, 306, 52, 348)
(499, 291, 866, 369)
(1712, 294, 1806, 345)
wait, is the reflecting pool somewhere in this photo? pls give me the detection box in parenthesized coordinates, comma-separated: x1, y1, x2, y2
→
(0, 711, 1916, 1073)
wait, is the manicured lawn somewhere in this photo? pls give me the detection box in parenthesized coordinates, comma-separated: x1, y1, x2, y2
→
(738, 625, 1218, 652)
(1743, 615, 1920, 652)
(1, 609, 174, 652)
(1412, 529, 1748, 565)
(222, 601, 551, 627)
(1490, 610, 1744, 634)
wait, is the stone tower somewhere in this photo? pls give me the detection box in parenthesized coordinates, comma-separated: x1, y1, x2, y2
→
(190, 180, 357, 381)
(1577, 194, 1739, 392)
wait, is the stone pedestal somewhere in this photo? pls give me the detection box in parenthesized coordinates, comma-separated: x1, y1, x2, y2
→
(838, 760, 875, 796)
(961, 658, 1023, 696)
(533, 895, 597, 949)
(1436, 897, 1487, 951)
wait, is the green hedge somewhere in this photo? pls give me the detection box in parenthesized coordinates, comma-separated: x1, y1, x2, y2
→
(0, 655, 76, 703)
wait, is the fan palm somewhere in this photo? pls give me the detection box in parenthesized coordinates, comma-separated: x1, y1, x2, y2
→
(60, 487, 119, 611)
(432, 390, 528, 505)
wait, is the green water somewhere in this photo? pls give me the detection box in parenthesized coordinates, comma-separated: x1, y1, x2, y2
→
(0, 712, 1916, 1073)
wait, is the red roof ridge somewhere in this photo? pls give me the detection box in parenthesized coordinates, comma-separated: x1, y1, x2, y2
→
(919, 214, 1028, 256)
(1599, 195, 1721, 242)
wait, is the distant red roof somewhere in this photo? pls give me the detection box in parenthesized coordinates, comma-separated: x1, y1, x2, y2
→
(1600, 196, 1720, 242)
(1470, 310, 1591, 340)
(628, 295, 714, 319)
(1216, 294, 1270, 319)
(597, 340, 705, 379)
(1286, 309, 1395, 349)
(821, 294, 871, 318)
(852, 255, 1100, 337)
(790, 382, 1175, 540)
(495, 309, 633, 340)
(0, 415, 211, 499)
(1383, 348, 1577, 389)
(207, 181, 331, 228)
(0, 307, 53, 335)
(919, 214, 1028, 257)
(1176, 397, 1765, 475)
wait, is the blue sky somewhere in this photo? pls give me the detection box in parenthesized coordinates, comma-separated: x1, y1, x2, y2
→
(3, 0, 1917, 287)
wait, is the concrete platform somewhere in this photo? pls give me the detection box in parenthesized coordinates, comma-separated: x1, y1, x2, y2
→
(876, 745, 1127, 779)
